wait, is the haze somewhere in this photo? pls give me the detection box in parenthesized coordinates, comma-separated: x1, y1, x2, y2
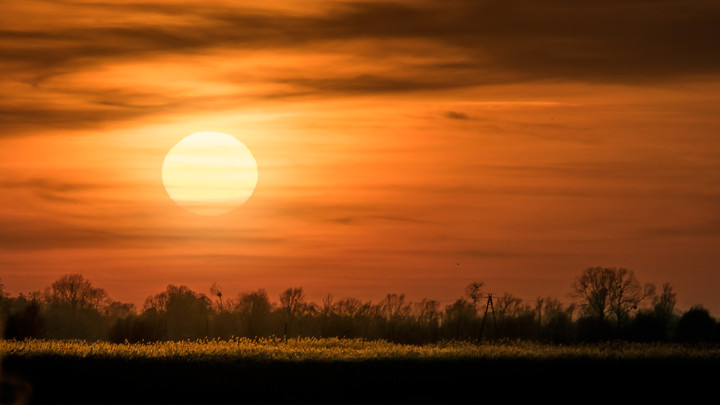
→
(1, 0, 719, 312)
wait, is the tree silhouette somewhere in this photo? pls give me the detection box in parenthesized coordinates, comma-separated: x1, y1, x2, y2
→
(628, 282, 678, 342)
(235, 290, 273, 338)
(537, 296, 575, 343)
(495, 293, 527, 321)
(674, 305, 717, 344)
(44, 274, 108, 312)
(464, 282, 484, 313)
(321, 294, 334, 316)
(572, 267, 654, 324)
(0, 271, 707, 344)
(104, 301, 135, 318)
(335, 298, 362, 318)
(280, 287, 314, 337)
(652, 283, 677, 320)
(443, 298, 477, 340)
(3, 294, 44, 340)
(493, 293, 537, 340)
(416, 299, 441, 324)
(41, 274, 110, 339)
(279, 287, 305, 318)
(209, 282, 224, 312)
(378, 293, 410, 320)
(144, 285, 211, 340)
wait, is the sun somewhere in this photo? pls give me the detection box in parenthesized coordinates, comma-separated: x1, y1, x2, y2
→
(162, 132, 258, 216)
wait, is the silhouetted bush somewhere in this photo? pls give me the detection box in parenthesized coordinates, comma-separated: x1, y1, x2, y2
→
(628, 310, 672, 342)
(43, 305, 109, 340)
(441, 299, 482, 341)
(499, 313, 540, 341)
(540, 311, 575, 344)
(3, 299, 44, 340)
(209, 311, 241, 339)
(674, 306, 717, 344)
(576, 317, 616, 342)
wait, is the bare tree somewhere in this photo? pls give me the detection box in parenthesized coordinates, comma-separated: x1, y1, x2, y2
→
(443, 298, 477, 340)
(536, 296, 574, 325)
(334, 298, 362, 318)
(495, 293, 529, 320)
(464, 282, 485, 313)
(378, 293, 410, 319)
(572, 267, 613, 320)
(652, 283, 676, 319)
(572, 267, 654, 323)
(415, 299, 441, 324)
(610, 268, 655, 323)
(279, 287, 313, 337)
(209, 282, 224, 312)
(321, 294, 334, 316)
(279, 287, 306, 319)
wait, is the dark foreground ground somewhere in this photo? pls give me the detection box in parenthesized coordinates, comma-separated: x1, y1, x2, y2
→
(2, 354, 719, 404)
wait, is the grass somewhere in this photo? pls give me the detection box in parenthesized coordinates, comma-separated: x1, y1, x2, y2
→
(3, 337, 720, 361)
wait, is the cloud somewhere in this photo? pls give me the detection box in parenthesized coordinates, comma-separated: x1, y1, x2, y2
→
(336, 246, 567, 260)
(445, 111, 469, 120)
(280, 74, 472, 95)
(328, 215, 438, 225)
(4, 1, 719, 83)
(0, 215, 285, 252)
(0, 103, 154, 134)
(0, 177, 288, 250)
(1, 0, 719, 134)
(0, 177, 106, 203)
(0, 178, 101, 192)
(637, 221, 720, 239)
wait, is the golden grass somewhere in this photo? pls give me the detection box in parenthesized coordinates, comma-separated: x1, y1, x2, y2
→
(3, 338, 720, 362)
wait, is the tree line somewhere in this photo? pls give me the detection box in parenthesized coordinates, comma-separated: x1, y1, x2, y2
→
(1, 267, 718, 344)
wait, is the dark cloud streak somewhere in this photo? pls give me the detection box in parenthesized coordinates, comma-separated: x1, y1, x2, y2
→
(445, 111, 469, 120)
(1, 0, 719, 134)
(4, 1, 719, 83)
(0, 178, 103, 192)
(0, 216, 285, 252)
(329, 215, 438, 225)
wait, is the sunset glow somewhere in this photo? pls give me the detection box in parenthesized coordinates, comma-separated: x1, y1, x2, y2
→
(1, 0, 719, 314)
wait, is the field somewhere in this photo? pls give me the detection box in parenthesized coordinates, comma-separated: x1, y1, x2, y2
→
(2, 338, 719, 404)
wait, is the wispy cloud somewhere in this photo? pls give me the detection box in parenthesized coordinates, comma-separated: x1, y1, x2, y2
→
(5, 1, 719, 83)
(0, 215, 285, 252)
(445, 111, 469, 120)
(328, 215, 438, 225)
(1, 0, 718, 135)
(637, 221, 720, 239)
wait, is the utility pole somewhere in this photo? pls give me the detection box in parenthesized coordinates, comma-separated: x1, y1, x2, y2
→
(479, 294, 499, 341)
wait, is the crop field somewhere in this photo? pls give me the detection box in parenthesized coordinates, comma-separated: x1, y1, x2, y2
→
(4, 337, 720, 361)
(2, 338, 719, 404)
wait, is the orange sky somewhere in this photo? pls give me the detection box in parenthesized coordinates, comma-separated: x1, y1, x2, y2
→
(1, 0, 720, 313)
